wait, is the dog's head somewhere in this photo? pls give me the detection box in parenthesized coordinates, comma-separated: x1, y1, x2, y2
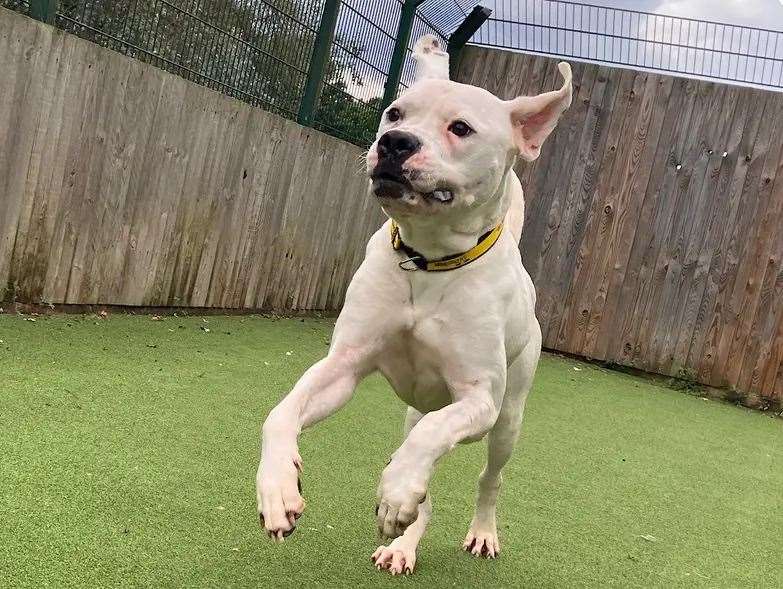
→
(367, 35, 572, 218)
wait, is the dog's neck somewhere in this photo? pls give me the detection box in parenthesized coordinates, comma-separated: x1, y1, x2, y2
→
(388, 173, 513, 261)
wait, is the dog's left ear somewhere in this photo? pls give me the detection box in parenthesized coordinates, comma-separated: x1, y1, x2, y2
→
(412, 34, 449, 81)
(505, 62, 573, 161)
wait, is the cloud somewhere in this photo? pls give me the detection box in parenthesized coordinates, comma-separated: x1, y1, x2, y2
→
(341, 67, 386, 101)
(651, 0, 782, 28)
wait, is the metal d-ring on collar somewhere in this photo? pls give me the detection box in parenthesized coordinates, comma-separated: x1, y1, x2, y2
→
(398, 255, 427, 272)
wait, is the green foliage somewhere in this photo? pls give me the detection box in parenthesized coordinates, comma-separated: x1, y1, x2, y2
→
(1, 0, 28, 10)
(315, 89, 381, 146)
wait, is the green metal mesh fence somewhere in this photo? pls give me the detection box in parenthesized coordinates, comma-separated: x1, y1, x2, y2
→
(1, 0, 455, 146)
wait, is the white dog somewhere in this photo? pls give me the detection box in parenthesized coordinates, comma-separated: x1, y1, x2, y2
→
(257, 35, 572, 575)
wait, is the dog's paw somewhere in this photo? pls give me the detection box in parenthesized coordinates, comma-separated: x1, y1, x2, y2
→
(376, 495, 423, 539)
(256, 456, 305, 541)
(376, 465, 427, 538)
(371, 541, 418, 575)
(413, 33, 447, 57)
(463, 527, 500, 559)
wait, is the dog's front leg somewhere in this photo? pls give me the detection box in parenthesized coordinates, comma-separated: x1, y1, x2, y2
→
(257, 348, 369, 540)
(376, 392, 499, 538)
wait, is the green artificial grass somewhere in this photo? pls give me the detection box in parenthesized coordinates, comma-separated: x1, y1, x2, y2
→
(0, 313, 780, 588)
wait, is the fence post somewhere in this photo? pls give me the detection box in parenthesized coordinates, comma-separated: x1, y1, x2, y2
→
(380, 0, 428, 112)
(447, 6, 491, 76)
(29, 0, 58, 24)
(298, 0, 341, 127)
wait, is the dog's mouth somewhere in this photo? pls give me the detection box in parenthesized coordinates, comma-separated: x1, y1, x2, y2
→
(370, 171, 454, 204)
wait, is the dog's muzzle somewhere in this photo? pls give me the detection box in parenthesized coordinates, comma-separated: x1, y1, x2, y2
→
(371, 130, 421, 200)
(370, 131, 453, 203)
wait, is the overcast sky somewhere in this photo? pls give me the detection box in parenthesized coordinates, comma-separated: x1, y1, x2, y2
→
(567, 0, 783, 29)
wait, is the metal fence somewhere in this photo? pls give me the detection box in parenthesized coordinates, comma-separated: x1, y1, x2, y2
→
(2, 0, 477, 146)
(317, 0, 447, 145)
(5, 0, 323, 115)
(7, 0, 779, 147)
(473, 0, 783, 90)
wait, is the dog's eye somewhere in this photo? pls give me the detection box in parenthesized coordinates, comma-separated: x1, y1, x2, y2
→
(386, 108, 402, 122)
(448, 120, 473, 137)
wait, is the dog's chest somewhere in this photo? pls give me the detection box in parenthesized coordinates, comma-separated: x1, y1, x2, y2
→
(377, 281, 465, 413)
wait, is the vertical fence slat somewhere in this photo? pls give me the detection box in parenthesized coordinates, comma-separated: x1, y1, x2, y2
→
(298, 0, 340, 127)
(29, 0, 56, 24)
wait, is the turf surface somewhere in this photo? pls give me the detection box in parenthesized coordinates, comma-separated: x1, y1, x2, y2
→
(0, 314, 780, 588)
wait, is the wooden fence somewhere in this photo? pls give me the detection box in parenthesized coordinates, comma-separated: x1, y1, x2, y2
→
(456, 46, 783, 405)
(2, 7, 781, 403)
(0, 8, 383, 312)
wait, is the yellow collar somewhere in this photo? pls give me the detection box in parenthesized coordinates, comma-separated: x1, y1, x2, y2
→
(390, 220, 503, 272)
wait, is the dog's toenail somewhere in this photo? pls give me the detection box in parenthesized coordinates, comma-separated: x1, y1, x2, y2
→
(297, 477, 302, 494)
(282, 526, 295, 537)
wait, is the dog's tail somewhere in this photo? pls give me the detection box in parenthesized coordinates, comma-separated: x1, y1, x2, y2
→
(412, 34, 450, 82)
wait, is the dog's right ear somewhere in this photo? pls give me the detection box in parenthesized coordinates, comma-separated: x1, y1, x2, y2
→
(412, 34, 449, 82)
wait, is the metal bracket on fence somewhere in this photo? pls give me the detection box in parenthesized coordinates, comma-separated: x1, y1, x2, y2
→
(447, 5, 492, 76)
(29, 0, 57, 24)
(298, 0, 341, 127)
(380, 0, 429, 113)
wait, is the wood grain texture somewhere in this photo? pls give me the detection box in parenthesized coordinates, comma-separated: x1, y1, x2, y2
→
(0, 9, 383, 312)
(457, 46, 782, 404)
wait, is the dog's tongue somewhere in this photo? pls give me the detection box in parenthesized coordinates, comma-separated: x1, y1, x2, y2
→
(428, 189, 453, 203)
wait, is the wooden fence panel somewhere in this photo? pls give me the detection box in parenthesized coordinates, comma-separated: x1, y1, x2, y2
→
(0, 9, 383, 312)
(457, 46, 783, 404)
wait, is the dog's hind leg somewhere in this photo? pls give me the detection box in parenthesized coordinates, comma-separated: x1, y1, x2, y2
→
(463, 330, 541, 558)
(371, 407, 432, 575)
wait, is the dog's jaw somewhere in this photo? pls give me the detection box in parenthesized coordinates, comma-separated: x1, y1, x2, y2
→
(371, 178, 455, 205)
(381, 170, 513, 261)
(369, 163, 458, 215)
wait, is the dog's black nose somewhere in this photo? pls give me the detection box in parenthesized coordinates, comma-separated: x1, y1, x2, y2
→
(377, 130, 421, 162)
